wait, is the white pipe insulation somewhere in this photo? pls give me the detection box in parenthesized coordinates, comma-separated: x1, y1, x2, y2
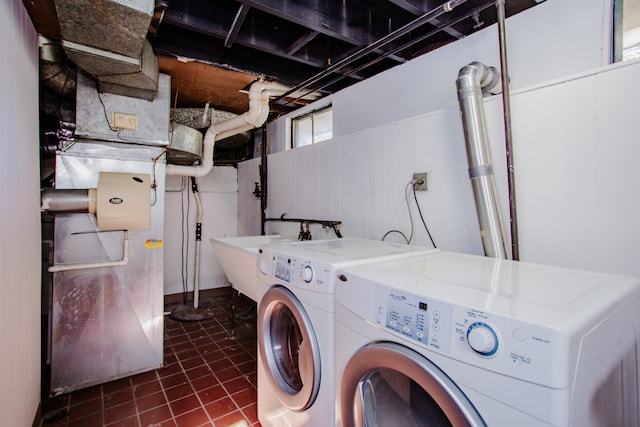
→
(166, 80, 289, 177)
(456, 61, 511, 260)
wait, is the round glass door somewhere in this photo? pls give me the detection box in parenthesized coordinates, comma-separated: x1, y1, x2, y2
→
(341, 342, 486, 427)
(258, 285, 321, 411)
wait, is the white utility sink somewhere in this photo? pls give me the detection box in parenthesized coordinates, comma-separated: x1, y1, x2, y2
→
(210, 235, 295, 302)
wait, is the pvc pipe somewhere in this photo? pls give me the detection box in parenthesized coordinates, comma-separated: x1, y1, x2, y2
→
(456, 62, 510, 259)
(48, 231, 129, 272)
(166, 81, 291, 177)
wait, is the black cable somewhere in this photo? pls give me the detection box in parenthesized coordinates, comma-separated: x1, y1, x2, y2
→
(412, 185, 437, 248)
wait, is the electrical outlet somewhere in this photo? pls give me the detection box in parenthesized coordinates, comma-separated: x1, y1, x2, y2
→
(413, 173, 428, 191)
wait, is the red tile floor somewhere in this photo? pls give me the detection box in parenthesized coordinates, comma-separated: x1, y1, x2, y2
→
(41, 291, 261, 427)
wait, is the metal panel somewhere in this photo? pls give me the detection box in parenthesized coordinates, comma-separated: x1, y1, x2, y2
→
(50, 141, 165, 395)
(75, 72, 170, 146)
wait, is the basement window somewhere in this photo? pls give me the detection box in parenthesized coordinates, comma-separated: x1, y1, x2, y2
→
(614, 0, 640, 61)
(291, 106, 333, 148)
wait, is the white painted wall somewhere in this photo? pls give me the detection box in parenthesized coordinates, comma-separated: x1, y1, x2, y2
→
(164, 167, 238, 295)
(0, 0, 42, 424)
(237, 0, 640, 279)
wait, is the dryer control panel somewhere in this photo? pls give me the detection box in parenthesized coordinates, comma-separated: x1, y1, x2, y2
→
(374, 286, 452, 353)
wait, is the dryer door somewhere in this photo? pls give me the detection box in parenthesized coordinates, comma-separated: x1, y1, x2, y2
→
(341, 342, 486, 427)
(258, 285, 321, 411)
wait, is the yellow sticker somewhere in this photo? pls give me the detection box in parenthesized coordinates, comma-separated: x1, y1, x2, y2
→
(145, 239, 163, 249)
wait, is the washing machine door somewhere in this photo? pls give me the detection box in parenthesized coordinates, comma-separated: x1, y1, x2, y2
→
(258, 285, 321, 411)
(340, 342, 486, 427)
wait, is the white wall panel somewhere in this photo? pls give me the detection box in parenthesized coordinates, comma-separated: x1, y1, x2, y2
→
(0, 0, 41, 424)
(595, 62, 640, 277)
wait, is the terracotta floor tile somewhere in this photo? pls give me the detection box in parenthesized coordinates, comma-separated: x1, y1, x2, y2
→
(208, 357, 234, 372)
(103, 401, 136, 425)
(104, 415, 138, 427)
(130, 369, 159, 386)
(169, 393, 201, 416)
(164, 382, 194, 402)
(102, 378, 132, 395)
(68, 397, 102, 420)
(242, 402, 259, 424)
(160, 372, 189, 389)
(104, 389, 134, 409)
(214, 366, 242, 383)
(157, 363, 182, 378)
(213, 410, 249, 425)
(196, 342, 220, 356)
(229, 352, 255, 365)
(197, 384, 228, 406)
(204, 396, 237, 420)
(133, 378, 163, 398)
(201, 349, 226, 363)
(69, 385, 101, 405)
(186, 364, 213, 381)
(190, 374, 220, 392)
(68, 411, 102, 427)
(180, 355, 205, 371)
(222, 376, 253, 395)
(174, 407, 210, 427)
(135, 390, 168, 413)
(231, 388, 257, 409)
(139, 403, 172, 426)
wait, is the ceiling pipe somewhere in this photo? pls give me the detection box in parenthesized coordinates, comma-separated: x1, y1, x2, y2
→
(166, 80, 290, 177)
(456, 61, 510, 259)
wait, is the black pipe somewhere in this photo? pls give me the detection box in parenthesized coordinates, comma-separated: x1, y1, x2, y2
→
(260, 127, 268, 235)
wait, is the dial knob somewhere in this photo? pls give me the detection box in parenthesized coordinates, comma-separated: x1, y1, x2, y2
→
(300, 265, 313, 283)
(467, 322, 498, 356)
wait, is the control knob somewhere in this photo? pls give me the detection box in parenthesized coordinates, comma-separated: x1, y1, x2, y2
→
(467, 322, 498, 356)
(300, 265, 313, 283)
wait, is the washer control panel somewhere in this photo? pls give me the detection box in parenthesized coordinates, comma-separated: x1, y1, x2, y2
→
(270, 253, 334, 292)
(374, 286, 452, 353)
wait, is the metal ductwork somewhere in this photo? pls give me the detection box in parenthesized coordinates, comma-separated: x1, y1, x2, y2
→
(53, 0, 159, 100)
(456, 61, 510, 259)
(39, 36, 77, 98)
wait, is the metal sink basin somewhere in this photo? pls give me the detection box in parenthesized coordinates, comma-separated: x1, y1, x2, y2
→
(210, 235, 294, 302)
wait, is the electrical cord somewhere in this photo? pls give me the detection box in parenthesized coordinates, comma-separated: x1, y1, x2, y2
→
(381, 229, 410, 244)
(404, 181, 416, 243)
(412, 184, 437, 248)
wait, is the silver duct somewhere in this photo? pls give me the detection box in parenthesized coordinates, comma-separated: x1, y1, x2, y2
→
(39, 36, 77, 97)
(456, 61, 510, 259)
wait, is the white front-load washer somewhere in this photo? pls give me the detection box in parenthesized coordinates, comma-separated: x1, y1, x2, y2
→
(256, 238, 434, 427)
(334, 251, 640, 427)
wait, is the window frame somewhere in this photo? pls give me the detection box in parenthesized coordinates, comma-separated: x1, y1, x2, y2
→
(290, 105, 333, 149)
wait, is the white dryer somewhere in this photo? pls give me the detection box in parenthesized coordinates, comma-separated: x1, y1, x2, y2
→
(256, 238, 434, 427)
(334, 251, 640, 427)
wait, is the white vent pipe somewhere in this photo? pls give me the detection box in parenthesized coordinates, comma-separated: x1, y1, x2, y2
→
(166, 80, 290, 177)
(456, 61, 510, 259)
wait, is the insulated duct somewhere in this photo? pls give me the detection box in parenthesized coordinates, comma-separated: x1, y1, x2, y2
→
(166, 80, 292, 177)
(456, 62, 510, 259)
(39, 36, 77, 98)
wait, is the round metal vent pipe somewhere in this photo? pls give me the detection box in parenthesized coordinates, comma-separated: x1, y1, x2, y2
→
(456, 62, 510, 259)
